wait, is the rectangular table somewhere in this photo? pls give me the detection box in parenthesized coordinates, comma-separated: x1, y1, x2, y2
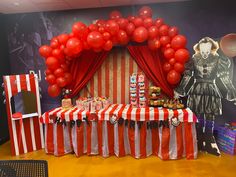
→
(40, 104, 198, 160)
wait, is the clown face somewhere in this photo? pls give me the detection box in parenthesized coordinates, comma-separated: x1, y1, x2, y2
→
(199, 42, 212, 59)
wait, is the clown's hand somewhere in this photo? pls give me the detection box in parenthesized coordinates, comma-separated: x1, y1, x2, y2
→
(174, 91, 182, 99)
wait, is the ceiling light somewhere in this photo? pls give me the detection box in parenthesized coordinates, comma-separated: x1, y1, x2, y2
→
(13, 2, 20, 6)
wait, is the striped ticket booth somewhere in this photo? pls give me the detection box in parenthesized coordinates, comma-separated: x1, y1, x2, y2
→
(3, 74, 44, 156)
(41, 104, 198, 160)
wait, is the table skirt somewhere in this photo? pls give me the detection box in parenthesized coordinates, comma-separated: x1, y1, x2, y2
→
(44, 121, 197, 160)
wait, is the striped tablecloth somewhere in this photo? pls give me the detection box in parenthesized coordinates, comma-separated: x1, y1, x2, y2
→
(41, 104, 198, 160)
(40, 104, 197, 123)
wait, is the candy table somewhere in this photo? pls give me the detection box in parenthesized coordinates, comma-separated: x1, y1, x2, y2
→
(40, 104, 198, 160)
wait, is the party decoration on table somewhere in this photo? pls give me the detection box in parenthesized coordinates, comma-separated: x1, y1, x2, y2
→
(163, 98, 184, 109)
(138, 74, 146, 108)
(148, 86, 165, 107)
(61, 89, 73, 109)
(109, 114, 118, 124)
(39, 6, 190, 97)
(129, 73, 146, 108)
(76, 96, 110, 112)
(175, 36, 236, 156)
(130, 73, 138, 107)
(171, 117, 181, 127)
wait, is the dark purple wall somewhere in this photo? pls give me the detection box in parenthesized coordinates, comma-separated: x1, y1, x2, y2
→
(4, 0, 236, 124)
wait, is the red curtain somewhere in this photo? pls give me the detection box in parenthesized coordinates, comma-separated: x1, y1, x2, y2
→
(127, 45, 173, 97)
(68, 50, 108, 97)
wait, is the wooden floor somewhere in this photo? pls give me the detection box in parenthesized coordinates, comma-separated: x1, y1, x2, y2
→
(0, 141, 235, 177)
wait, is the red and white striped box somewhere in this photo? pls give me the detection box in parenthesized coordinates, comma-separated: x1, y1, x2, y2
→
(3, 74, 44, 156)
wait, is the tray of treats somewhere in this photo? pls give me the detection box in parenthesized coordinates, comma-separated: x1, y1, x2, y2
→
(148, 86, 165, 107)
(163, 98, 185, 109)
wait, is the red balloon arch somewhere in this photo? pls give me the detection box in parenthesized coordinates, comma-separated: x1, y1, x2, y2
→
(39, 6, 190, 97)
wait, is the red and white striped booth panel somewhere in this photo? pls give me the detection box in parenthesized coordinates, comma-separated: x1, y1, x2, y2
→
(41, 104, 198, 160)
(3, 74, 44, 156)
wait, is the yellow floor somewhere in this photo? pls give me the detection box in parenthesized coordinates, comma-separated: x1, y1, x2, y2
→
(0, 141, 235, 177)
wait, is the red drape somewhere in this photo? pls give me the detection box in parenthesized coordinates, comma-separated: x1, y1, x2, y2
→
(127, 45, 174, 97)
(68, 50, 108, 97)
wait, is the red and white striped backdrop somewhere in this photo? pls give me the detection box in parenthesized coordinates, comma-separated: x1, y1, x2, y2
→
(79, 48, 152, 104)
(3, 74, 44, 156)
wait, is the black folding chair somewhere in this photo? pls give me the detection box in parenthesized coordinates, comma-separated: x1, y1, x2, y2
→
(0, 160, 48, 177)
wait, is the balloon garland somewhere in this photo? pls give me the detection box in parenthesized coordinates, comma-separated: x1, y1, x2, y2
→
(39, 6, 190, 97)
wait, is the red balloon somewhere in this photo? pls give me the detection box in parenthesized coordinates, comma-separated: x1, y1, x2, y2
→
(88, 24, 98, 31)
(57, 34, 69, 45)
(174, 62, 185, 73)
(87, 31, 104, 48)
(148, 38, 161, 50)
(117, 30, 129, 45)
(66, 38, 83, 55)
(127, 15, 136, 22)
(54, 68, 65, 77)
(126, 23, 135, 35)
(72, 22, 89, 39)
(105, 20, 119, 35)
(166, 44, 171, 48)
(174, 49, 190, 63)
(50, 38, 60, 49)
(109, 10, 122, 19)
(60, 45, 65, 51)
(138, 6, 153, 18)
(103, 32, 111, 41)
(60, 64, 69, 72)
(167, 70, 181, 85)
(83, 41, 91, 50)
(46, 74, 56, 85)
(48, 84, 61, 97)
(96, 20, 106, 27)
(111, 36, 119, 45)
(39, 45, 52, 58)
(133, 17, 143, 27)
(160, 36, 171, 46)
(168, 27, 179, 38)
(64, 73, 73, 85)
(169, 58, 176, 65)
(69, 33, 74, 38)
(171, 35, 187, 50)
(46, 56, 60, 70)
(163, 62, 172, 73)
(159, 25, 169, 36)
(155, 18, 164, 28)
(45, 69, 52, 75)
(56, 77, 67, 88)
(116, 18, 129, 29)
(93, 47, 102, 53)
(98, 27, 105, 33)
(103, 40, 113, 51)
(164, 48, 175, 59)
(133, 27, 148, 43)
(148, 26, 159, 39)
(143, 18, 153, 28)
(52, 48, 64, 60)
